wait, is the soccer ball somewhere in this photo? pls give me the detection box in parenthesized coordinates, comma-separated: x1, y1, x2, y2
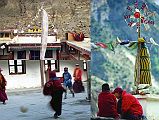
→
(20, 106, 28, 113)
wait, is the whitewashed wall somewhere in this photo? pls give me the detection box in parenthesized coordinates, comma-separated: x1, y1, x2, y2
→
(135, 95, 159, 120)
(0, 60, 41, 89)
(0, 60, 87, 89)
(12, 36, 58, 43)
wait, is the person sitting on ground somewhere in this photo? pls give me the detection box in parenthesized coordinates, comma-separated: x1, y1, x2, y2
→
(112, 87, 143, 120)
(97, 83, 119, 119)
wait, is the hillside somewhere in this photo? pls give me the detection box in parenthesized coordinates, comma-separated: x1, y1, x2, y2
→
(0, 0, 90, 38)
(91, 0, 159, 90)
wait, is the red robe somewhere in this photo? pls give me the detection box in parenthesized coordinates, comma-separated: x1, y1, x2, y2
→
(97, 91, 119, 118)
(121, 91, 143, 116)
(43, 79, 65, 116)
(0, 73, 8, 102)
(43, 70, 65, 116)
(73, 68, 84, 93)
(73, 68, 82, 81)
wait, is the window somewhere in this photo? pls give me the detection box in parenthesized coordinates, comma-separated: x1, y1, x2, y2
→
(17, 50, 26, 59)
(5, 33, 9, 37)
(30, 50, 40, 60)
(44, 60, 59, 72)
(45, 50, 53, 58)
(8, 60, 26, 74)
(0, 33, 4, 38)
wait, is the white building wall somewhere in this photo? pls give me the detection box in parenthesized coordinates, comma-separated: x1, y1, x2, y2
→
(0, 60, 87, 89)
(13, 36, 58, 43)
(0, 60, 41, 89)
(136, 95, 159, 120)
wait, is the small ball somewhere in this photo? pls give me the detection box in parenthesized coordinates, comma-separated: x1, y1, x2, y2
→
(20, 106, 28, 113)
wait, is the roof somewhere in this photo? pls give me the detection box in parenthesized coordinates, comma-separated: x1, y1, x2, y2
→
(12, 36, 59, 44)
(8, 43, 61, 50)
(0, 29, 14, 33)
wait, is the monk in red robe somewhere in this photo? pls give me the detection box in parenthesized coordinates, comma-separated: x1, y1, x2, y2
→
(43, 70, 66, 119)
(97, 83, 119, 119)
(0, 68, 8, 104)
(73, 64, 84, 93)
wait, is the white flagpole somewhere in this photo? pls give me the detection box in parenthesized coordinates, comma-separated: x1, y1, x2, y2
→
(40, 9, 48, 60)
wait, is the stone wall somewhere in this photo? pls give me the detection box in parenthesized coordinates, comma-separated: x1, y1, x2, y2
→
(0, 0, 90, 38)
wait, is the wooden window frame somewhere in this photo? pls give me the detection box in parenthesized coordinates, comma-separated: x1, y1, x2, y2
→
(30, 50, 40, 60)
(8, 60, 26, 75)
(44, 60, 59, 72)
(5, 33, 10, 37)
(17, 50, 26, 59)
(45, 50, 53, 58)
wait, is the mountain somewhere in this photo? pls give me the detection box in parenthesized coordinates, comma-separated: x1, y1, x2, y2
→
(0, 0, 90, 38)
(91, 0, 159, 90)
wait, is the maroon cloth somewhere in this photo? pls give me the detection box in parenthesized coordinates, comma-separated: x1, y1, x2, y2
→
(73, 81, 84, 93)
(112, 87, 123, 94)
(73, 67, 84, 93)
(49, 70, 57, 80)
(121, 91, 143, 116)
(50, 90, 63, 116)
(43, 70, 66, 116)
(43, 81, 54, 95)
(0, 89, 8, 102)
(43, 70, 64, 95)
(52, 80, 65, 92)
(43, 78, 65, 116)
(73, 32, 84, 41)
(43, 79, 65, 95)
(97, 91, 119, 118)
(50, 80, 65, 115)
(0, 74, 8, 102)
